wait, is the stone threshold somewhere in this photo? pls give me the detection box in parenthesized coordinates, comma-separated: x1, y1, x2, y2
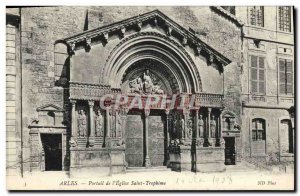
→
(126, 166, 171, 173)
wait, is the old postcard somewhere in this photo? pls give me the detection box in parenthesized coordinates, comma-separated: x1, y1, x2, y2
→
(6, 6, 295, 191)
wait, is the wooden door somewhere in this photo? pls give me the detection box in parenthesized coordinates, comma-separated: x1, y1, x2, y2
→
(224, 137, 236, 165)
(148, 113, 165, 166)
(125, 112, 144, 167)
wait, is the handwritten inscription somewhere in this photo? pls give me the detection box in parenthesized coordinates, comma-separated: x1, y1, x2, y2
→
(176, 175, 233, 185)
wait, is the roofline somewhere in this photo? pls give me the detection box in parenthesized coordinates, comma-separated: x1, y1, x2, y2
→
(62, 9, 231, 65)
(210, 6, 244, 28)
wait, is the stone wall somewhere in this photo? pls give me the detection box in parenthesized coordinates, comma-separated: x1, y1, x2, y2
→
(6, 10, 21, 177)
(237, 6, 294, 163)
(8, 6, 242, 174)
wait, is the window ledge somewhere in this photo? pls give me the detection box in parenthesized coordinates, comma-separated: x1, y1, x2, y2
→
(280, 153, 294, 157)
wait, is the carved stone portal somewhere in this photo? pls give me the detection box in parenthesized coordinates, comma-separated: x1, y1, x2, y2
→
(128, 70, 164, 95)
(77, 110, 87, 137)
(95, 110, 104, 137)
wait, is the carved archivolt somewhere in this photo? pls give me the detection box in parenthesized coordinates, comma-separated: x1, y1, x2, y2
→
(102, 32, 203, 93)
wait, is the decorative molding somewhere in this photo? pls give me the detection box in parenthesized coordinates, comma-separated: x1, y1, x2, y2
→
(69, 81, 117, 100)
(196, 45, 202, 56)
(68, 42, 76, 55)
(166, 26, 173, 36)
(102, 31, 203, 92)
(137, 22, 142, 31)
(182, 37, 188, 46)
(85, 36, 92, 50)
(103, 33, 109, 43)
(120, 27, 126, 38)
(88, 100, 94, 107)
(62, 10, 231, 66)
(196, 93, 224, 108)
(36, 104, 65, 112)
(210, 6, 244, 28)
(144, 108, 151, 117)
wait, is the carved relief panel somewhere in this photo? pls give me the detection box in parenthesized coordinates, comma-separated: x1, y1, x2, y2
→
(148, 112, 165, 167)
(94, 107, 104, 137)
(76, 102, 88, 138)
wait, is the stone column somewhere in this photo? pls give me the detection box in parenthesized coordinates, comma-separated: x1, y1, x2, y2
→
(120, 107, 129, 139)
(70, 100, 77, 138)
(144, 108, 151, 168)
(165, 109, 171, 166)
(219, 110, 223, 139)
(183, 108, 190, 139)
(105, 107, 110, 147)
(207, 108, 212, 146)
(88, 101, 95, 146)
(208, 108, 211, 138)
(165, 109, 171, 144)
(195, 110, 199, 138)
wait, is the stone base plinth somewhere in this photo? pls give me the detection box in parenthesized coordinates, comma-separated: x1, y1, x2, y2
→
(110, 148, 126, 174)
(69, 147, 125, 178)
(69, 166, 110, 178)
(179, 146, 192, 171)
(169, 145, 192, 172)
(194, 147, 226, 173)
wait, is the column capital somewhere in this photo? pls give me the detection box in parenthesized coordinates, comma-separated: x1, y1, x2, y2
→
(144, 108, 150, 117)
(165, 108, 171, 115)
(70, 99, 77, 105)
(208, 107, 212, 112)
(88, 100, 94, 107)
(120, 107, 129, 116)
(183, 108, 190, 116)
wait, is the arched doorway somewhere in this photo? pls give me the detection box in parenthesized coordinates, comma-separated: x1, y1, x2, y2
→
(102, 32, 202, 168)
(121, 59, 179, 168)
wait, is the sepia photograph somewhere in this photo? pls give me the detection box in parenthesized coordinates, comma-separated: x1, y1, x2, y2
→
(5, 5, 295, 191)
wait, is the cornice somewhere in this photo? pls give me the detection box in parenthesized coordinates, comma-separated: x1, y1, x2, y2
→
(210, 6, 244, 28)
(61, 9, 231, 66)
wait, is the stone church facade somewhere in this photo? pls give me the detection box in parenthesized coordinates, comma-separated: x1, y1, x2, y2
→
(6, 6, 294, 177)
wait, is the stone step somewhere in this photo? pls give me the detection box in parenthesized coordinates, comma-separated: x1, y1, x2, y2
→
(127, 166, 171, 173)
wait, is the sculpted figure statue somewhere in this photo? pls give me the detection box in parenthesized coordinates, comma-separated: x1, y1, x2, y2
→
(187, 118, 193, 139)
(116, 112, 122, 138)
(152, 85, 164, 94)
(143, 71, 153, 94)
(110, 112, 116, 138)
(78, 110, 87, 137)
(95, 110, 103, 137)
(180, 117, 185, 139)
(198, 115, 204, 138)
(210, 115, 217, 138)
(129, 77, 143, 94)
(172, 115, 177, 139)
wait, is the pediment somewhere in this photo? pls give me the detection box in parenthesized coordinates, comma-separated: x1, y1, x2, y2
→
(36, 104, 64, 112)
(222, 110, 236, 118)
(61, 9, 231, 67)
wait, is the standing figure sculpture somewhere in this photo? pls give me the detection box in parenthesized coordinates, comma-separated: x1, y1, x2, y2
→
(110, 112, 116, 138)
(78, 110, 87, 137)
(198, 114, 204, 138)
(116, 112, 122, 138)
(210, 115, 217, 138)
(95, 110, 103, 137)
(143, 70, 153, 94)
(187, 118, 193, 139)
(180, 117, 185, 139)
(172, 114, 177, 139)
(129, 77, 143, 94)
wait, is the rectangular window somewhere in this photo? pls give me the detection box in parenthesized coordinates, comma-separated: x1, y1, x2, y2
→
(279, 6, 291, 32)
(279, 59, 293, 94)
(249, 6, 264, 27)
(250, 55, 265, 94)
(252, 119, 266, 141)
